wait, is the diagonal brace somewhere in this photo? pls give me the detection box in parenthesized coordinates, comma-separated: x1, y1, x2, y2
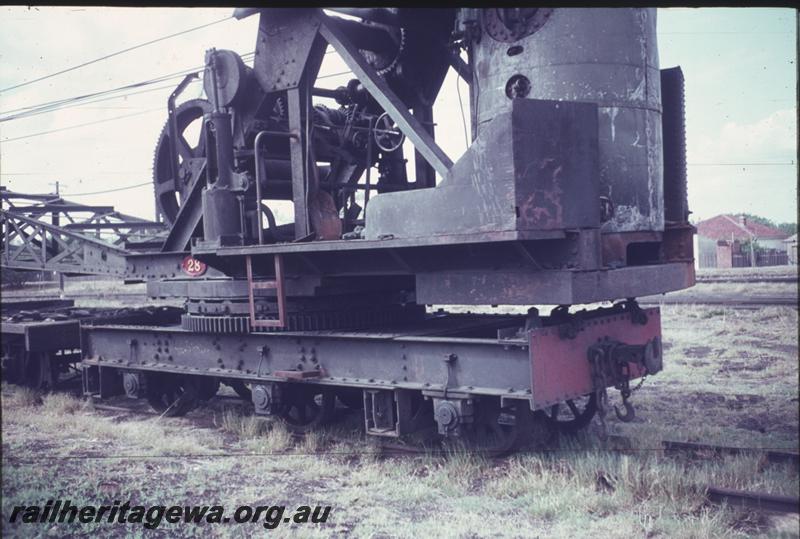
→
(317, 12, 453, 178)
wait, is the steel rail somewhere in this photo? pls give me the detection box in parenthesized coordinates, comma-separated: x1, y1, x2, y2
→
(605, 434, 799, 467)
(705, 486, 799, 514)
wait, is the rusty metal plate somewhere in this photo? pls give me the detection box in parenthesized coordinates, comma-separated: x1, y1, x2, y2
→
(274, 370, 322, 380)
(529, 308, 660, 409)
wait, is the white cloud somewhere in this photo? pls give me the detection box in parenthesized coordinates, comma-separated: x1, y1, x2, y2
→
(690, 108, 796, 164)
(686, 109, 797, 223)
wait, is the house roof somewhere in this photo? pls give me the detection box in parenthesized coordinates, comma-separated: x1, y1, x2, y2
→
(784, 233, 797, 243)
(695, 214, 789, 241)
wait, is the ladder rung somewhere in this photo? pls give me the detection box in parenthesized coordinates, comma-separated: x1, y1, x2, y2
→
(251, 281, 277, 289)
(246, 254, 286, 329)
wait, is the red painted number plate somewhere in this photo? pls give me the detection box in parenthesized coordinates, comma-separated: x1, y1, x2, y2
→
(181, 256, 207, 277)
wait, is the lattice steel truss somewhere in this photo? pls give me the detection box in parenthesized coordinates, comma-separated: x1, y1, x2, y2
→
(0, 188, 166, 275)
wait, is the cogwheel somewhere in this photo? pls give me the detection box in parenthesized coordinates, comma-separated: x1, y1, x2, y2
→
(272, 95, 286, 119)
(358, 27, 406, 77)
(152, 99, 212, 225)
(376, 27, 406, 76)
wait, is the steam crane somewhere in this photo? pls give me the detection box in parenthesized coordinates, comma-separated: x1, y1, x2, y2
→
(3, 8, 694, 453)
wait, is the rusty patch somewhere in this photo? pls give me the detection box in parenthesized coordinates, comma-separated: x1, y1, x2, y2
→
(529, 308, 660, 408)
(308, 190, 342, 241)
(273, 370, 322, 380)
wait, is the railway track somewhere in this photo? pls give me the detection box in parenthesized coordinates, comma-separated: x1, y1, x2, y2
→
(638, 296, 797, 308)
(706, 486, 799, 514)
(90, 395, 800, 462)
(380, 437, 800, 514)
(695, 276, 797, 284)
(82, 394, 800, 468)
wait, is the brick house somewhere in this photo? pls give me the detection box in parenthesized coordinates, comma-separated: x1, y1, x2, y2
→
(694, 214, 789, 268)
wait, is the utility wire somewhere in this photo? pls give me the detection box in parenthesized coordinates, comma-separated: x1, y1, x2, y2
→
(455, 73, 469, 150)
(1, 76, 194, 120)
(1, 53, 344, 123)
(2, 70, 354, 142)
(0, 52, 256, 122)
(1, 171, 150, 176)
(1, 108, 164, 143)
(0, 15, 233, 94)
(0, 81, 200, 122)
(687, 162, 796, 166)
(61, 182, 153, 197)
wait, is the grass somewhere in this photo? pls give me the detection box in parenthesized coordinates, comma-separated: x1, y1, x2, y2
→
(3, 382, 797, 538)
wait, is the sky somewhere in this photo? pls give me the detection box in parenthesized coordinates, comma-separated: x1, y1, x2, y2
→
(0, 7, 796, 225)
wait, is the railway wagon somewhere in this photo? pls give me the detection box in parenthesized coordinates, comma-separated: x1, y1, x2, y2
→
(2, 7, 694, 453)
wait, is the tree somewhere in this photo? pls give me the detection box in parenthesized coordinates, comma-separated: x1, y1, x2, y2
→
(737, 213, 776, 228)
(777, 222, 797, 236)
(736, 214, 796, 237)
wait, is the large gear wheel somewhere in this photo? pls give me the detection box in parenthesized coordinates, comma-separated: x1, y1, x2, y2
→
(181, 303, 425, 334)
(359, 27, 405, 77)
(153, 99, 212, 225)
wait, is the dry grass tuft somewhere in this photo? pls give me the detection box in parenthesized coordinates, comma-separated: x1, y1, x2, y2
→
(218, 407, 268, 439)
(41, 392, 88, 415)
(1, 383, 43, 408)
(240, 419, 294, 454)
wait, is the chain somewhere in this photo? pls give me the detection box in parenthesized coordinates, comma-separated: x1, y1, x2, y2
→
(588, 347, 609, 440)
(631, 372, 647, 392)
(596, 389, 609, 441)
(588, 341, 647, 434)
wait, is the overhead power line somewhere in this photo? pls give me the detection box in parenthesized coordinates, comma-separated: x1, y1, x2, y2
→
(62, 182, 153, 197)
(3, 51, 255, 117)
(1, 108, 164, 143)
(1, 171, 150, 176)
(688, 162, 796, 166)
(0, 70, 354, 143)
(0, 15, 233, 94)
(0, 81, 199, 123)
(0, 52, 255, 122)
(0, 51, 349, 123)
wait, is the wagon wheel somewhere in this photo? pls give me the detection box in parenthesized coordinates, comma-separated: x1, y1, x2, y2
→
(1, 342, 26, 385)
(145, 374, 200, 417)
(464, 399, 532, 457)
(153, 99, 212, 224)
(542, 393, 597, 434)
(25, 352, 59, 391)
(336, 387, 364, 410)
(196, 377, 220, 401)
(276, 386, 335, 434)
